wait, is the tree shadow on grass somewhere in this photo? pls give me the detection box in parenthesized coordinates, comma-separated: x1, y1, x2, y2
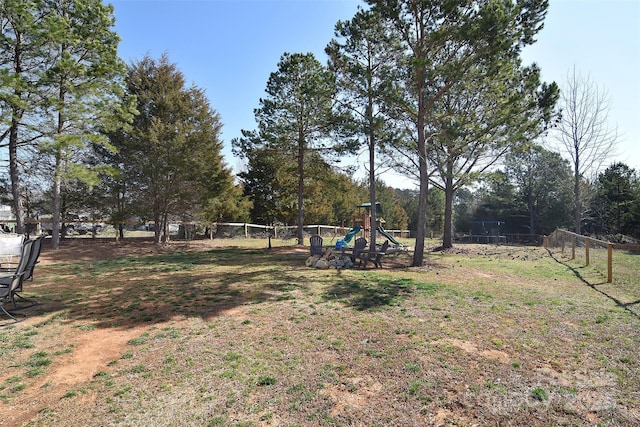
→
(547, 249, 640, 320)
(19, 247, 312, 329)
(322, 276, 440, 311)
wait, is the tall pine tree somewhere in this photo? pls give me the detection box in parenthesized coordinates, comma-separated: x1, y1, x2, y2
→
(235, 53, 337, 245)
(366, 0, 552, 264)
(38, 0, 132, 248)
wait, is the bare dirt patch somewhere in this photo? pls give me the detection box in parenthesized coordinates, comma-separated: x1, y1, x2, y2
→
(3, 327, 146, 427)
(37, 238, 200, 264)
(3, 239, 186, 425)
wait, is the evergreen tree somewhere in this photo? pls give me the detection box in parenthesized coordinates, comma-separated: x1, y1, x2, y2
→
(0, 0, 48, 233)
(474, 172, 520, 222)
(237, 136, 363, 227)
(237, 136, 297, 225)
(591, 163, 639, 238)
(426, 187, 445, 238)
(303, 157, 364, 226)
(453, 187, 475, 235)
(110, 54, 242, 243)
(505, 145, 572, 236)
(396, 188, 419, 234)
(327, 8, 400, 247)
(234, 53, 338, 244)
(1, 0, 132, 241)
(429, 62, 558, 248)
(366, 0, 551, 265)
(373, 180, 408, 231)
(37, 0, 133, 248)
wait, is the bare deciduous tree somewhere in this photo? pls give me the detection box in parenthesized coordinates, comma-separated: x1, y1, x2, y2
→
(552, 66, 618, 234)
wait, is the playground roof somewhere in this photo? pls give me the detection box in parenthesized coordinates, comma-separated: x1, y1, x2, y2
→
(357, 202, 383, 215)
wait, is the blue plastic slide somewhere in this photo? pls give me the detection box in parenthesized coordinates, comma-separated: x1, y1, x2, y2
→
(335, 226, 362, 250)
(343, 226, 361, 244)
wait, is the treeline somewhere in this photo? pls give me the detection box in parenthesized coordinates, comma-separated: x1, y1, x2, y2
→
(232, 1, 559, 268)
(2, 1, 634, 258)
(454, 153, 640, 241)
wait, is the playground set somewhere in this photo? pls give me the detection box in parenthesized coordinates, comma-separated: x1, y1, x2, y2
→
(306, 202, 406, 270)
(336, 202, 403, 250)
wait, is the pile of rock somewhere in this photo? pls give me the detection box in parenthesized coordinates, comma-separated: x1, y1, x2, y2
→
(305, 249, 354, 269)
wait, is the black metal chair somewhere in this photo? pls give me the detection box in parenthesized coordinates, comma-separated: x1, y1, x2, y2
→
(0, 239, 33, 323)
(9, 235, 45, 309)
(24, 235, 44, 282)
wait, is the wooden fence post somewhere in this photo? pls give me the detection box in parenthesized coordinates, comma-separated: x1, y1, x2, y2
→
(543, 236, 548, 249)
(561, 231, 565, 253)
(607, 243, 613, 283)
(585, 237, 590, 266)
(571, 234, 576, 260)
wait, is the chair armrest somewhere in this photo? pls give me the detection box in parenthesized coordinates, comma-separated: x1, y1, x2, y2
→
(0, 273, 17, 283)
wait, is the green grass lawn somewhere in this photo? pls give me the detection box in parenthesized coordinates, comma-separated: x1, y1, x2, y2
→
(2, 240, 639, 426)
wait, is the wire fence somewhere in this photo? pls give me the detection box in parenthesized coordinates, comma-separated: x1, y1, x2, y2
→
(544, 229, 640, 316)
(23, 220, 410, 244)
(195, 223, 410, 244)
(207, 224, 354, 240)
(544, 229, 640, 284)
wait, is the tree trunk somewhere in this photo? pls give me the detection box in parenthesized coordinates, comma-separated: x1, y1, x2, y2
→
(163, 212, 170, 243)
(8, 32, 25, 234)
(153, 212, 161, 244)
(573, 164, 581, 234)
(9, 112, 25, 234)
(51, 150, 63, 249)
(412, 115, 428, 266)
(442, 173, 455, 249)
(367, 104, 377, 249)
(51, 54, 69, 249)
(528, 193, 536, 237)
(51, 87, 66, 250)
(296, 132, 305, 245)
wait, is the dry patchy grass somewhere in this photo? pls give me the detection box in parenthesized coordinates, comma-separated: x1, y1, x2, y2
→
(0, 238, 638, 426)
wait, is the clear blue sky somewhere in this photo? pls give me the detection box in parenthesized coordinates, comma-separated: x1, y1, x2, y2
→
(522, 0, 640, 174)
(109, 0, 640, 187)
